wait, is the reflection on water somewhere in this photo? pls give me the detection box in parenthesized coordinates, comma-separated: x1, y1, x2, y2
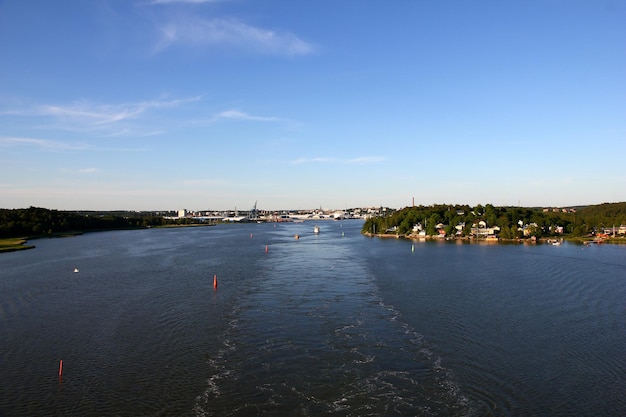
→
(0, 222, 624, 416)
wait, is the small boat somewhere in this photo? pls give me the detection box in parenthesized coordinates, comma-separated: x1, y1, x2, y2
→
(73, 268, 79, 273)
(313, 225, 320, 234)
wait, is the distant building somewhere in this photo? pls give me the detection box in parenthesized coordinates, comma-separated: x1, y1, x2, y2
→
(543, 207, 576, 213)
(177, 209, 187, 218)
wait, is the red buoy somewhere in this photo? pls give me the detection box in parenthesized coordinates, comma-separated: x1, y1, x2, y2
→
(59, 359, 63, 378)
(213, 274, 218, 289)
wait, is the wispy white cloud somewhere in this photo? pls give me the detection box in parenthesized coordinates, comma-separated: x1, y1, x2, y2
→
(347, 156, 387, 164)
(104, 128, 165, 137)
(0, 137, 147, 152)
(79, 168, 98, 174)
(290, 157, 336, 165)
(37, 96, 200, 126)
(3, 96, 200, 137)
(208, 109, 280, 123)
(39, 104, 142, 125)
(154, 17, 314, 56)
(0, 137, 88, 151)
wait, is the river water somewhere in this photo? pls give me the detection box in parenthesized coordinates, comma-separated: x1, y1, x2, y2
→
(0, 220, 624, 416)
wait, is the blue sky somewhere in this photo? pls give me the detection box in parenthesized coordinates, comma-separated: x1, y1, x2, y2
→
(1, 0, 624, 211)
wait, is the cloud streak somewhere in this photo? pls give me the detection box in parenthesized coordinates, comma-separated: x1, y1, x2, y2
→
(39, 104, 142, 125)
(2, 96, 200, 137)
(208, 109, 280, 123)
(346, 156, 387, 164)
(0, 137, 88, 151)
(0, 137, 147, 152)
(154, 17, 314, 56)
(37, 97, 199, 125)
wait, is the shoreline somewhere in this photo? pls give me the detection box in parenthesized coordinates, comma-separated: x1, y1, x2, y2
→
(3, 225, 624, 254)
(0, 238, 36, 253)
(362, 232, 626, 244)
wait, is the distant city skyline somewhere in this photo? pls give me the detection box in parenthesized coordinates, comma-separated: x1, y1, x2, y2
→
(1, 1, 624, 211)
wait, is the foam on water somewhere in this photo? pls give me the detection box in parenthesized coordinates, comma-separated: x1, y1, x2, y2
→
(194, 222, 472, 417)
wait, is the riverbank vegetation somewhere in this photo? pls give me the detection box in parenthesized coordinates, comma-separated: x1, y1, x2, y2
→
(0, 237, 35, 252)
(0, 207, 175, 240)
(0, 207, 222, 252)
(362, 202, 626, 242)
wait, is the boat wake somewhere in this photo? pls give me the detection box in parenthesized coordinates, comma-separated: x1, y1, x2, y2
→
(194, 236, 473, 416)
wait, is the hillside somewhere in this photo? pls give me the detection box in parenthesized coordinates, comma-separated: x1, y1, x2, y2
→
(361, 202, 626, 240)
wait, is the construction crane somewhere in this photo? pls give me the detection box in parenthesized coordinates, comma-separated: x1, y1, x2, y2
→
(249, 201, 258, 220)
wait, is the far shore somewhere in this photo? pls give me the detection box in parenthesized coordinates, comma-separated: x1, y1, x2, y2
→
(363, 232, 626, 244)
(3, 224, 624, 254)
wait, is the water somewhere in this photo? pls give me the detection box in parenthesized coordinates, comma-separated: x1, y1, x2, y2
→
(0, 221, 624, 416)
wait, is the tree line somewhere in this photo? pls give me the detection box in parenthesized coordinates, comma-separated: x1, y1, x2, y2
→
(361, 202, 626, 239)
(0, 207, 170, 238)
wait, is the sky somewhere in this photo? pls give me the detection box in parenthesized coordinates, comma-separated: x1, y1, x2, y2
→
(1, 0, 624, 211)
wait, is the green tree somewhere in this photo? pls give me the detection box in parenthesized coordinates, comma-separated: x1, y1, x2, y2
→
(398, 218, 413, 234)
(527, 224, 542, 238)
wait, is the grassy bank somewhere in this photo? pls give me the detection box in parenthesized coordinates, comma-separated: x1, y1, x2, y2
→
(0, 238, 35, 253)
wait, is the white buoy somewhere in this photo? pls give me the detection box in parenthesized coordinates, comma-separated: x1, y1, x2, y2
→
(73, 268, 79, 273)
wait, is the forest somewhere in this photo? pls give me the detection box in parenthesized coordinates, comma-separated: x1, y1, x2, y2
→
(0, 207, 170, 239)
(361, 202, 626, 239)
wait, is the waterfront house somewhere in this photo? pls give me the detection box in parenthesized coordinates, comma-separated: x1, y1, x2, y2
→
(471, 222, 500, 238)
